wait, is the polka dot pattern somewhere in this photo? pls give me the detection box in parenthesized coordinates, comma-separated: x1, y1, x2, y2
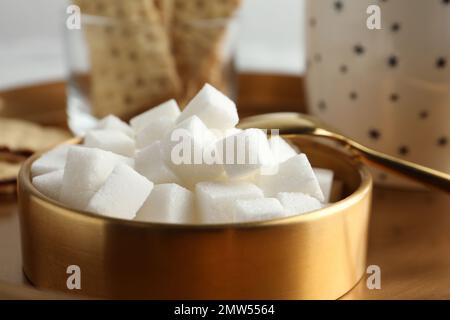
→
(354, 44, 365, 55)
(438, 136, 448, 147)
(391, 22, 401, 32)
(419, 110, 429, 119)
(390, 93, 399, 102)
(436, 57, 447, 68)
(334, 1, 344, 11)
(369, 129, 381, 140)
(306, 0, 450, 187)
(387, 55, 399, 68)
(398, 145, 410, 156)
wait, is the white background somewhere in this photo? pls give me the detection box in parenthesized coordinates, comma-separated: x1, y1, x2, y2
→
(0, 0, 305, 90)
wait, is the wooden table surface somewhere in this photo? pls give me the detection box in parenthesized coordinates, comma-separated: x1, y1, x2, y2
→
(0, 77, 449, 299)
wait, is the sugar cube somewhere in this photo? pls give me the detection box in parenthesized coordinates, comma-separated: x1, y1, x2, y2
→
(31, 144, 70, 177)
(130, 99, 180, 133)
(213, 128, 243, 140)
(84, 129, 135, 157)
(59, 146, 131, 210)
(224, 128, 242, 137)
(136, 116, 175, 149)
(135, 183, 194, 224)
(269, 135, 298, 163)
(218, 129, 274, 179)
(256, 154, 324, 202)
(313, 168, 334, 203)
(32, 169, 64, 200)
(196, 181, 264, 224)
(277, 192, 323, 216)
(135, 141, 181, 185)
(163, 115, 223, 187)
(177, 84, 238, 131)
(234, 198, 285, 223)
(85, 164, 153, 220)
(114, 153, 135, 168)
(96, 115, 134, 138)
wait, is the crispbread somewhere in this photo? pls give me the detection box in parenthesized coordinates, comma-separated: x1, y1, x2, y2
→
(0, 118, 71, 155)
(167, 0, 241, 102)
(0, 161, 21, 185)
(75, 0, 180, 118)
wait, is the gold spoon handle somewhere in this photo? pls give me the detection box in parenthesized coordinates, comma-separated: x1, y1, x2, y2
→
(336, 133, 450, 193)
(318, 123, 450, 192)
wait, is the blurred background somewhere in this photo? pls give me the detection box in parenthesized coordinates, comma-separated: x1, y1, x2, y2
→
(0, 0, 304, 89)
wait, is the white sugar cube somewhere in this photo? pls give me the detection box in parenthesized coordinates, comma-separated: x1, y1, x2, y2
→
(85, 164, 153, 220)
(277, 192, 323, 216)
(313, 168, 334, 203)
(130, 99, 180, 133)
(84, 129, 135, 157)
(60, 146, 131, 210)
(135, 141, 181, 185)
(136, 116, 175, 149)
(163, 116, 223, 187)
(213, 128, 243, 140)
(114, 153, 135, 168)
(31, 144, 70, 177)
(135, 183, 194, 224)
(218, 129, 274, 179)
(196, 181, 264, 224)
(256, 154, 324, 202)
(177, 83, 238, 131)
(32, 169, 64, 200)
(269, 135, 298, 163)
(224, 128, 242, 137)
(96, 115, 134, 138)
(164, 115, 217, 155)
(234, 198, 285, 223)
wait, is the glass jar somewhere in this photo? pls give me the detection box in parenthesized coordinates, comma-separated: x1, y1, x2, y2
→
(65, 1, 239, 135)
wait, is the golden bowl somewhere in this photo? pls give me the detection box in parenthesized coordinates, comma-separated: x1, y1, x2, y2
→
(17, 136, 372, 299)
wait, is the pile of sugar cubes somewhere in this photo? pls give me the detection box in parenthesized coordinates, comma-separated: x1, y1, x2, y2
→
(31, 84, 336, 224)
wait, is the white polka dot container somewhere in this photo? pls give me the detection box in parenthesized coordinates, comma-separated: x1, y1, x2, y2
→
(306, 0, 450, 187)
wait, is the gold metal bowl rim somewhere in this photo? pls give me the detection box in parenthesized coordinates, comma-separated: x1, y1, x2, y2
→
(19, 138, 372, 230)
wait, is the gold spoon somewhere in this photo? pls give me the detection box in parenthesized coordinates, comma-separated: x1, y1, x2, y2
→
(239, 112, 450, 193)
